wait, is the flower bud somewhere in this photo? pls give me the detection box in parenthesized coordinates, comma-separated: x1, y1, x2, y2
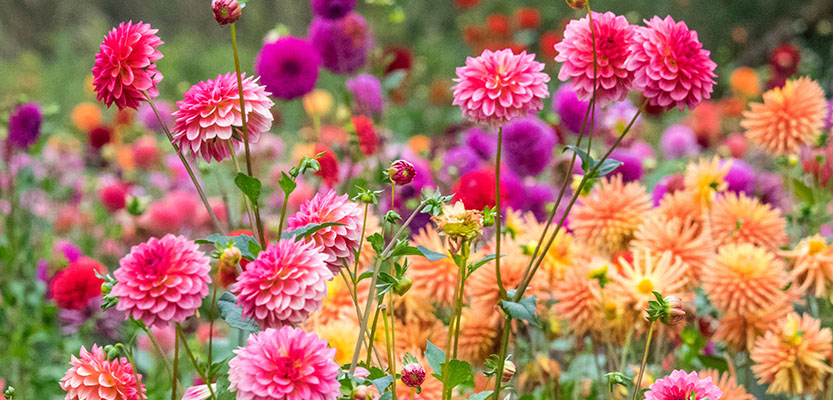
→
(394, 275, 413, 296)
(388, 159, 416, 186)
(662, 295, 685, 326)
(565, 0, 586, 9)
(103, 345, 120, 360)
(401, 362, 426, 388)
(501, 360, 516, 382)
(212, 0, 242, 26)
(351, 384, 371, 400)
(216, 247, 242, 289)
(302, 89, 333, 117)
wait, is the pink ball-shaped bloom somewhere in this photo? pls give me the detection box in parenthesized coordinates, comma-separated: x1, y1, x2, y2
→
(112, 234, 211, 328)
(452, 48, 550, 126)
(228, 326, 340, 400)
(286, 190, 363, 274)
(172, 72, 275, 163)
(627, 16, 717, 110)
(644, 370, 722, 400)
(92, 21, 163, 110)
(60, 345, 147, 400)
(554, 12, 635, 106)
(231, 239, 330, 328)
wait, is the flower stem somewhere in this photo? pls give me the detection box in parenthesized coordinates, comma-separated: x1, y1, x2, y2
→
(276, 190, 290, 238)
(115, 344, 144, 400)
(171, 325, 179, 400)
(140, 324, 173, 377)
(208, 287, 218, 365)
(228, 141, 261, 242)
(381, 302, 397, 396)
(631, 320, 656, 400)
(353, 203, 370, 279)
(442, 258, 464, 400)
(494, 126, 507, 298)
(491, 315, 512, 400)
(388, 293, 398, 396)
(176, 323, 217, 400)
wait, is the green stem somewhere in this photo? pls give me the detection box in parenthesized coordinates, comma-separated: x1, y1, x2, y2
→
(353, 203, 370, 281)
(228, 141, 260, 242)
(141, 324, 173, 377)
(382, 303, 397, 396)
(276, 190, 290, 238)
(176, 324, 217, 400)
(171, 325, 179, 400)
(388, 294, 397, 396)
(208, 287, 218, 366)
(441, 254, 465, 400)
(494, 126, 507, 298)
(631, 321, 656, 400)
(491, 315, 512, 400)
(365, 306, 383, 366)
(619, 324, 635, 371)
(115, 344, 144, 400)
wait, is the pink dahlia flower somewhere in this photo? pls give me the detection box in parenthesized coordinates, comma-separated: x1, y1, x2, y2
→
(231, 239, 331, 328)
(112, 234, 211, 328)
(644, 370, 722, 400)
(228, 327, 340, 400)
(554, 12, 635, 106)
(60, 345, 147, 400)
(286, 190, 363, 273)
(627, 16, 717, 110)
(172, 72, 274, 162)
(452, 48, 550, 126)
(92, 21, 163, 110)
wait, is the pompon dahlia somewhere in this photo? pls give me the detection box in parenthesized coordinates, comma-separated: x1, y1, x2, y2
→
(554, 12, 635, 106)
(781, 235, 833, 298)
(610, 250, 690, 313)
(644, 370, 722, 400)
(255, 37, 321, 101)
(570, 176, 653, 255)
(7, 102, 43, 150)
(310, 0, 356, 19)
(112, 234, 211, 328)
(452, 48, 550, 126)
(229, 327, 340, 400)
(406, 226, 459, 306)
(698, 369, 753, 400)
(92, 21, 163, 110)
(751, 313, 833, 396)
(552, 261, 603, 336)
(627, 16, 716, 110)
(630, 213, 715, 281)
(232, 239, 330, 328)
(502, 117, 557, 177)
(286, 190, 363, 273)
(683, 156, 730, 208)
(710, 192, 787, 252)
(60, 345, 147, 400)
(51, 257, 107, 310)
(171, 73, 274, 163)
(346, 73, 384, 116)
(309, 13, 373, 75)
(741, 77, 827, 156)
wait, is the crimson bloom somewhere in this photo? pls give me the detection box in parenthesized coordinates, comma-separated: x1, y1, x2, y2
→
(92, 21, 163, 110)
(51, 257, 107, 310)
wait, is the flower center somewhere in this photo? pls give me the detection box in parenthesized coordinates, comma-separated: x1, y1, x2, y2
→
(637, 278, 654, 294)
(808, 238, 826, 255)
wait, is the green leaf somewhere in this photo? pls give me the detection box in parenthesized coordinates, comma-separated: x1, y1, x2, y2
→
(424, 340, 445, 378)
(595, 158, 624, 177)
(390, 242, 422, 258)
(369, 375, 394, 393)
(196, 234, 260, 261)
(234, 172, 261, 203)
(195, 233, 232, 247)
(217, 292, 259, 332)
(278, 172, 296, 195)
(367, 233, 384, 256)
(793, 178, 814, 204)
(357, 269, 375, 282)
(469, 391, 494, 400)
(378, 392, 394, 400)
(447, 359, 475, 390)
(417, 245, 447, 261)
(499, 293, 540, 326)
(698, 355, 729, 372)
(467, 254, 498, 276)
(383, 70, 407, 91)
(563, 145, 592, 172)
(280, 222, 344, 240)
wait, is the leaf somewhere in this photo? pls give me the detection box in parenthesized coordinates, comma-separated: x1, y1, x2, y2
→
(467, 254, 498, 276)
(390, 243, 422, 258)
(217, 292, 259, 332)
(563, 145, 592, 172)
(278, 172, 296, 195)
(367, 233, 384, 256)
(563, 145, 622, 178)
(378, 392, 394, 400)
(424, 340, 445, 378)
(447, 359, 475, 390)
(280, 222, 344, 240)
(698, 355, 729, 372)
(499, 293, 540, 327)
(357, 269, 375, 282)
(369, 375, 394, 393)
(469, 391, 494, 400)
(230, 234, 261, 261)
(234, 172, 261, 203)
(195, 233, 232, 247)
(595, 158, 624, 177)
(383, 70, 407, 91)
(793, 178, 814, 204)
(417, 245, 447, 261)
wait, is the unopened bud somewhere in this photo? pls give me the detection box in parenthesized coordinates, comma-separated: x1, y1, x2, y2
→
(388, 159, 416, 186)
(662, 295, 685, 326)
(302, 89, 333, 117)
(394, 276, 413, 296)
(212, 0, 242, 26)
(501, 360, 516, 382)
(351, 385, 371, 400)
(103, 345, 120, 360)
(4, 386, 15, 400)
(216, 247, 242, 289)
(401, 362, 426, 388)
(565, 0, 586, 9)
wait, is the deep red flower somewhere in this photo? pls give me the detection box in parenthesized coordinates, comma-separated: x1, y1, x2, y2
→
(383, 46, 414, 75)
(452, 168, 514, 211)
(51, 257, 107, 310)
(515, 7, 541, 30)
(99, 182, 128, 212)
(90, 126, 113, 149)
(540, 30, 561, 60)
(314, 144, 339, 187)
(352, 116, 378, 156)
(487, 14, 511, 36)
(769, 44, 800, 77)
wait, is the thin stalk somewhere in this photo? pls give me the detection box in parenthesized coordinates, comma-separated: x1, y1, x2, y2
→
(228, 142, 260, 241)
(176, 324, 217, 400)
(365, 306, 383, 366)
(171, 326, 179, 400)
(208, 287, 218, 365)
(441, 258, 465, 399)
(450, 242, 471, 360)
(339, 267, 384, 366)
(141, 324, 173, 377)
(387, 294, 398, 396)
(494, 126, 507, 297)
(276, 190, 290, 238)
(115, 344, 143, 400)
(382, 304, 397, 396)
(631, 321, 656, 400)
(491, 315, 512, 400)
(619, 324, 635, 371)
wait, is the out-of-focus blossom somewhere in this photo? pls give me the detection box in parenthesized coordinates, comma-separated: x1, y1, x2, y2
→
(7, 102, 43, 150)
(255, 37, 321, 101)
(309, 13, 373, 75)
(346, 74, 383, 116)
(660, 125, 699, 159)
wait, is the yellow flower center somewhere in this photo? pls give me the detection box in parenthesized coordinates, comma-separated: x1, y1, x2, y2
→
(808, 238, 826, 256)
(637, 278, 654, 294)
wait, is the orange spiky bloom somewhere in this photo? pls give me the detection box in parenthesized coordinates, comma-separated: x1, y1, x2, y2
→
(307, 274, 370, 327)
(631, 212, 715, 281)
(429, 307, 500, 365)
(751, 313, 833, 396)
(610, 249, 691, 313)
(551, 260, 603, 336)
(392, 317, 436, 358)
(741, 77, 827, 156)
(406, 226, 459, 307)
(683, 156, 730, 208)
(655, 190, 705, 225)
(312, 319, 361, 365)
(698, 369, 754, 400)
(780, 235, 833, 299)
(571, 176, 652, 255)
(710, 192, 787, 252)
(714, 296, 794, 351)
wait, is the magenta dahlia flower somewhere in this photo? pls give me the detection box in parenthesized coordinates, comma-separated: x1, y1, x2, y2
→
(111, 234, 211, 328)
(309, 13, 373, 75)
(310, 0, 356, 19)
(452, 48, 550, 126)
(346, 73, 384, 116)
(231, 239, 330, 328)
(255, 37, 321, 101)
(92, 21, 163, 110)
(644, 370, 722, 400)
(627, 16, 717, 110)
(286, 190, 364, 273)
(171, 72, 274, 162)
(554, 12, 635, 106)
(228, 327, 340, 400)
(60, 345, 147, 400)
(7, 102, 43, 150)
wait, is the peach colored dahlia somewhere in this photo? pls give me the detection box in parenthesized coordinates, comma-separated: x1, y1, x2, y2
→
(631, 213, 715, 281)
(406, 226, 460, 307)
(683, 156, 729, 208)
(702, 243, 789, 316)
(60, 345, 146, 400)
(697, 369, 754, 400)
(710, 192, 787, 252)
(780, 234, 833, 299)
(610, 249, 690, 313)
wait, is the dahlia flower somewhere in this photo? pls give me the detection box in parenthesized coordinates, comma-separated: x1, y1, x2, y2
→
(182, 384, 217, 400)
(607, 148, 643, 183)
(698, 370, 753, 400)
(51, 257, 107, 311)
(780, 235, 833, 299)
(229, 327, 340, 400)
(552, 262, 603, 336)
(751, 313, 833, 396)
(655, 189, 703, 225)
(388, 159, 416, 185)
(352, 115, 378, 156)
(683, 156, 730, 207)
(310, 0, 356, 20)
(440, 146, 481, 181)
(172, 73, 274, 162)
(723, 158, 756, 194)
(311, 319, 360, 365)
(313, 143, 339, 187)
(309, 13, 373, 75)
(502, 117, 557, 177)
(112, 234, 211, 328)
(255, 37, 321, 101)
(660, 125, 699, 159)
(451, 48, 550, 126)
(644, 370, 722, 400)
(741, 77, 827, 156)
(346, 73, 383, 116)
(552, 83, 596, 133)
(464, 127, 497, 160)
(286, 190, 363, 273)
(554, 12, 635, 105)
(92, 21, 163, 110)
(627, 16, 717, 110)
(7, 102, 43, 150)
(610, 250, 690, 313)
(715, 295, 794, 351)
(60, 345, 146, 400)
(710, 192, 787, 252)
(212, 0, 241, 25)
(631, 213, 714, 280)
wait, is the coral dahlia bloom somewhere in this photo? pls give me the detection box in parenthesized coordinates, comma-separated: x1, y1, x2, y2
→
(741, 77, 827, 156)
(631, 213, 715, 281)
(172, 73, 274, 162)
(92, 21, 163, 110)
(232, 239, 331, 328)
(683, 156, 730, 208)
(229, 327, 340, 400)
(644, 370, 722, 400)
(286, 190, 363, 274)
(51, 257, 107, 310)
(627, 16, 717, 110)
(571, 176, 653, 255)
(406, 226, 460, 306)
(112, 234, 211, 328)
(60, 345, 146, 400)
(552, 262, 603, 336)
(698, 369, 754, 400)
(710, 192, 787, 252)
(451, 48, 550, 126)
(780, 235, 833, 298)
(611, 250, 690, 313)
(554, 12, 635, 106)
(714, 296, 794, 351)
(751, 313, 833, 396)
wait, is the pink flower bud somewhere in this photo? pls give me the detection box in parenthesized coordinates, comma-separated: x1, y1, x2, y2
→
(501, 360, 516, 382)
(212, 0, 242, 25)
(401, 362, 426, 388)
(388, 159, 416, 186)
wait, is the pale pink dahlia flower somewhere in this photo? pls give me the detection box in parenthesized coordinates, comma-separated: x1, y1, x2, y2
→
(231, 239, 331, 328)
(228, 327, 340, 400)
(287, 190, 364, 273)
(182, 384, 217, 400)
(172, 72, 274, 162)
(92, 21, 163, 110)
(554, 11, 635, 106)
(112, 234, 211, 328)
(627, 16, 717, 110)
(452, 48, 550, 126)
(60, 345, 147, 400)
(644, 370, 722, 400)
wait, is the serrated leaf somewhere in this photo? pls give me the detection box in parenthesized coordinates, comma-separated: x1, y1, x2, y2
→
(217, 292, 259, 332)
(499, 293, 539, 326)
(447, 359, 475, 389)
(278, 172, 296, 195)
(234, 172, 261, 203)
(417, 245, 447, 261)
(367, 233, 384, 255)
(424, 340, 445, 378)
(280, 222, 344, 240)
